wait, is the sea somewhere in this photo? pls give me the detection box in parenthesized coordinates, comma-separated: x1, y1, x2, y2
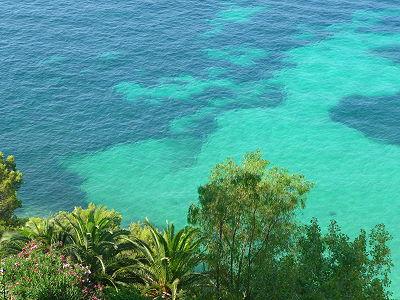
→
(1, 0, 400, 294)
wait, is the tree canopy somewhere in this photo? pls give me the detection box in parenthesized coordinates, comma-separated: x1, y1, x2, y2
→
(0, 152, 22, 223)
(188, 151, 392, 299)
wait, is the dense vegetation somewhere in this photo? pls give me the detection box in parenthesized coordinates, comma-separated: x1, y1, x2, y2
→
(0, 151, 393, 299)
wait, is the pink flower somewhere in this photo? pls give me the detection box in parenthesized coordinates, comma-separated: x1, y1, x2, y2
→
(62, 263, 70, 269)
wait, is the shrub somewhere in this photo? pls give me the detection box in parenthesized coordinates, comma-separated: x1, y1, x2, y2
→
(1, 241, 103, 300)
(0, 152, 23, 222)
(103, 286, 149, 300)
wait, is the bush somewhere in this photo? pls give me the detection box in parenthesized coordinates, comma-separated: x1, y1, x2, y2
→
(103, 286, 149, 300)
(1, 241, 103, 300)
(0, 152, 23, 222)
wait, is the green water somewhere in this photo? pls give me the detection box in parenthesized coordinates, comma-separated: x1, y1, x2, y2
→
(67, 9, 400, 283)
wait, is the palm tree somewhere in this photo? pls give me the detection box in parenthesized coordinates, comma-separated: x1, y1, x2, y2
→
(0, 217, 66, 255)
(125, 221, 207, 299)
(58, 203, 134, 286)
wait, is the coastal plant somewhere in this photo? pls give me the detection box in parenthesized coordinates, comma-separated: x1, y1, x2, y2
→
(103, 286, 150, 300)
(58, 204, 134, 286)
(129, 221, 155, 250)
(123, 221, 206, 299)
(1, 240, 103, 300)
(0, 152, 23, 223)
(0, 216, 66, 256)
(295, 219, 392, 300)
(251, 219, 393, 300)
(188, 150, 313, 298)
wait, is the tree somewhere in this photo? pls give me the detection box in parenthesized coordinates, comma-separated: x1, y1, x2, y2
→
(57, 203, 134, 286)
(254, 219, 393, 300)
(188, 151, 393, 299)
(188, 151, 313, 298)
(0, 152, 23, 222)
(125, 221, 207, 299)
(295, 219, 392, 300)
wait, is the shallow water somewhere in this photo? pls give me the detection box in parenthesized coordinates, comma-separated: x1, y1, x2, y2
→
(2, 0, 400, 294)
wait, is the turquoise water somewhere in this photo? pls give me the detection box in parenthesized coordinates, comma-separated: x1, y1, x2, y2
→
(2, 0, 400, 293)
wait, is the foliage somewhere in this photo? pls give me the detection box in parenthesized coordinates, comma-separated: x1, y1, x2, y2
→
(129, 222, 154, 247)
(0, 152, 22, 222)
(57, 204, 135, 286)
(188, 150, 313, 298)
(124, 221, 207, 299)
(116, 222, 155, 270)
(0, 204, 137, 287)
(296, 219, 392, 300)
(103, 286, 150, 300)
(0, 241, 103, 300)
(250, 219, 392, 300)
(0, 217, 66, 256)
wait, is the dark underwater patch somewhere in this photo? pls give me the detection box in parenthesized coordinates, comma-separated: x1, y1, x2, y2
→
(357, 14, 400, 35)
(372, 45, 400, 64)
(330, 93, 400, 145)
